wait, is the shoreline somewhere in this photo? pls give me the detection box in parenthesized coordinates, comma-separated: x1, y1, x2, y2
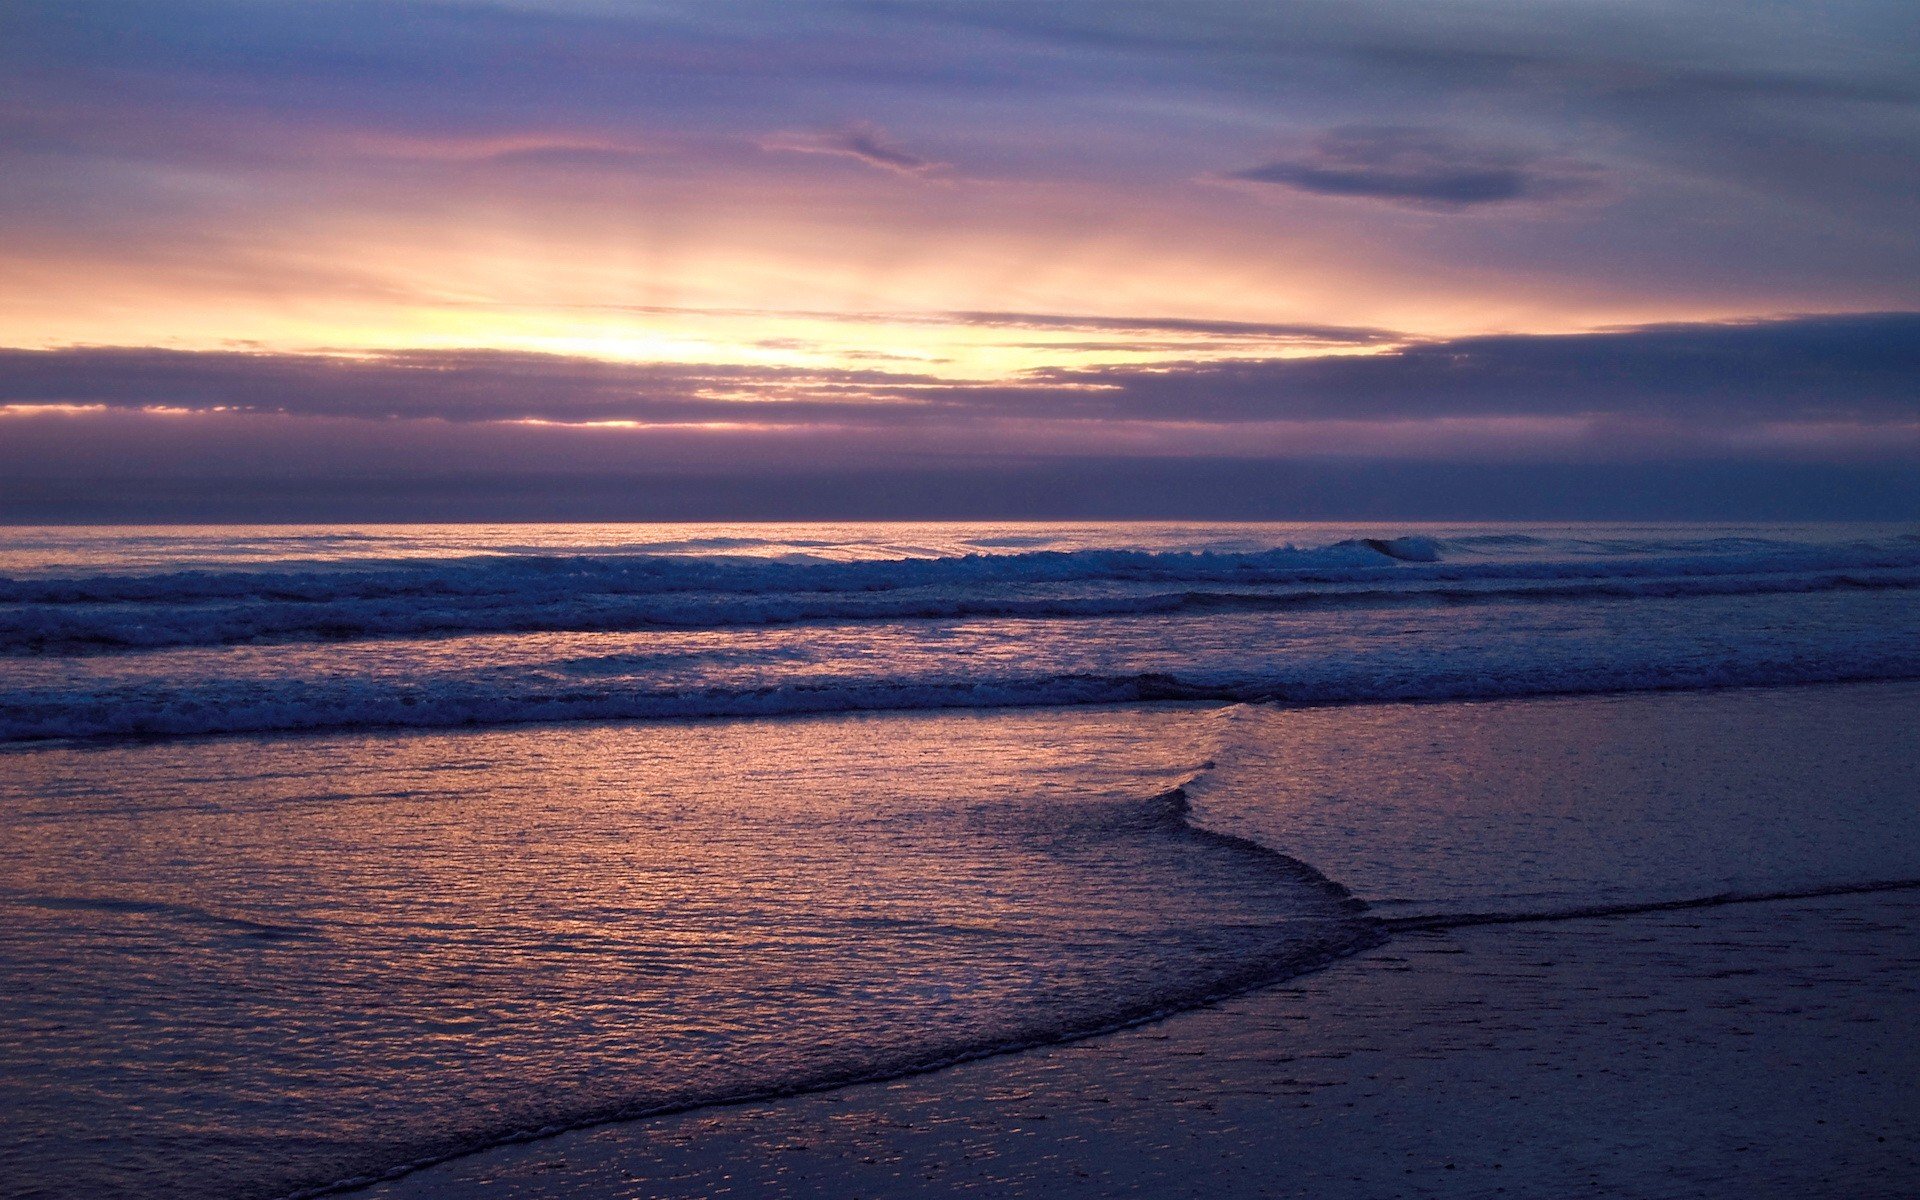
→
(370, 887, 1920, 1199)
(289, 930, 1385, 1200)
(361, 680, 1920, 1198)
(11, 680, 1916, 1200)
(310, 879, 1920, 1199)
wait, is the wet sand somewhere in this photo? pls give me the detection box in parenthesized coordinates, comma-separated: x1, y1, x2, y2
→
(373, 887, 1920, 1199)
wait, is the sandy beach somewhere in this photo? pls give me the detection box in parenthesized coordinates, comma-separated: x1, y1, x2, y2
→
(374, 887, 1920, 1199)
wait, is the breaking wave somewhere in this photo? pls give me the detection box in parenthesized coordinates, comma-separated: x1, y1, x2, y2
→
(4, 525, 1918, 742)
(4, 533, 1919, 655)
(9, 655, 1920, 743)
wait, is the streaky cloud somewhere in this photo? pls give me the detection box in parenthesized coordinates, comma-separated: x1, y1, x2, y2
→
(937, 312, 1396, 343)
(0, 347, 958, 424)
(474, 302, 1396, 345)
(760, 123, 947, 175)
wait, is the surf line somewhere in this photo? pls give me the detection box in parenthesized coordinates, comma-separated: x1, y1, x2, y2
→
(1382, 878, 1920, 933)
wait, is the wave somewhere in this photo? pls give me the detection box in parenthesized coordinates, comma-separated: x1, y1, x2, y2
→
(6, 535, 1920, 655)
(272, 779, 1379, 1200)
(7, 568, 1919, 655)
(11, 650, 1920, 743)
(12, 533, 1919, 606)
(258, 711, 1381, 1200)
(0, 541, 1412, 604)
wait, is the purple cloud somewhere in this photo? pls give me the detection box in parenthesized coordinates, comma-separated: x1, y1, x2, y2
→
(1228, 126, 1604, 210)
(760, 123, 947, 175)
(3, 313, 1915, 427)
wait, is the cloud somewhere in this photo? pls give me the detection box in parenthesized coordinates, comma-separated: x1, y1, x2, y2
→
(1226, 126, 1604, 210)
(4, 0, 1917, 329)
(3, 313, 1915, 433)
(0, 347, 954, 425)
(937, 311, 1395, 343)
(1028, 312, 1920, 421)
(487, 303, 1396, 346)
(760, 123, 947, 175)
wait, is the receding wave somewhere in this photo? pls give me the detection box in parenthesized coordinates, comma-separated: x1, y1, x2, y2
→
(281, 775, 1380, 1200)
(0, 705, 1382, 1200)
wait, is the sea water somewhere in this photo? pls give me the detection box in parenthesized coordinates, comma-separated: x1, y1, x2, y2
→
(2, 521, 1917, 1198)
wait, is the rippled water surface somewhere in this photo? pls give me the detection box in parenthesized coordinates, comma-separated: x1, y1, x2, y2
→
(0, 706, 1368, 1199)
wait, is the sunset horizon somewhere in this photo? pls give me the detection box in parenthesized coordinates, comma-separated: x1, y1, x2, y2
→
(5, 1, 1917, 520)
(3, 6, 1918, 1200)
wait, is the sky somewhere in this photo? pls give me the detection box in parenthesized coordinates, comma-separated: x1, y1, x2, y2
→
(2, 0, 1917, 520)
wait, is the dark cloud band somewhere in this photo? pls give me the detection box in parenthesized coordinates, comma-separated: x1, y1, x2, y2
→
(4, 312, 1915, 427)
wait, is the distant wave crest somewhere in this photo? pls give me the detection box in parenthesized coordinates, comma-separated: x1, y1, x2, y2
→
(5, 533, 1920, 655)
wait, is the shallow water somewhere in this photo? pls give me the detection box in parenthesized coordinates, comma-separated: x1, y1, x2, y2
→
(0, 706, 1368, 1200)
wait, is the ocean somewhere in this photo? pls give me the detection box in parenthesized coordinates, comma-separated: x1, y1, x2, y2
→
(3, 520, 1918, 1198)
